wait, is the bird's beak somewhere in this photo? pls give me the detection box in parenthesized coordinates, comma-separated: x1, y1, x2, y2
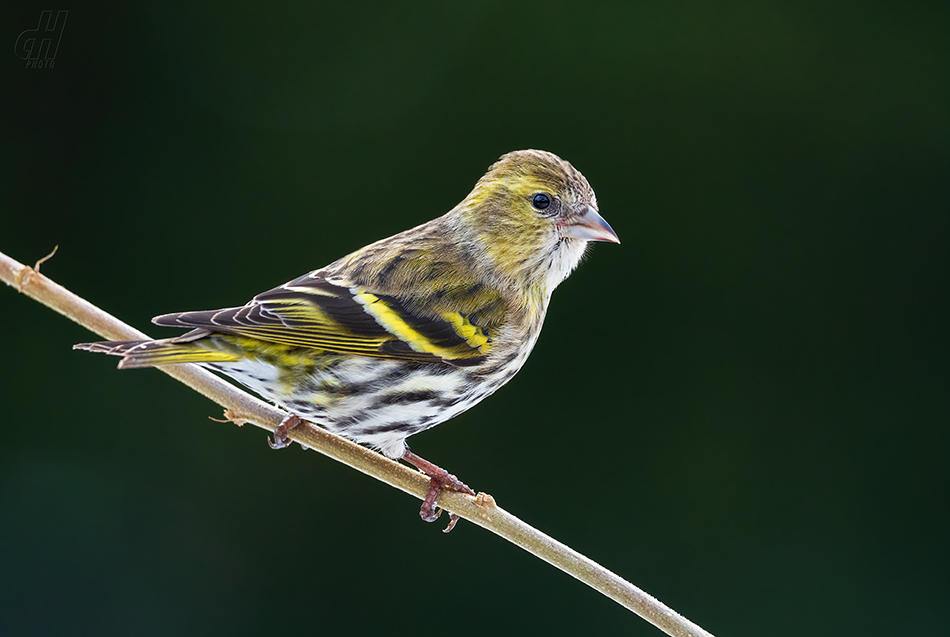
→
(561, 205, 620, 244)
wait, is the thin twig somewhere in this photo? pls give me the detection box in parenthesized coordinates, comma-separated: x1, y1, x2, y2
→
(1, 248, 715, 637)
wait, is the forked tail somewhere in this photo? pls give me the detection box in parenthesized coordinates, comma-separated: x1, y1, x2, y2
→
(74, 338, 241, 369)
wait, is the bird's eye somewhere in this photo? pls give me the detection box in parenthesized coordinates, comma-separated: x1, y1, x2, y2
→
(532, 193, 551, 211)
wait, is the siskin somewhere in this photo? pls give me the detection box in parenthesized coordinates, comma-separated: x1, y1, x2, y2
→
(76, 150, 619, 531)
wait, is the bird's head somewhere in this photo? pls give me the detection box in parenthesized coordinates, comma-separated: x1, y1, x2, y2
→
(457, 149, 619, 293)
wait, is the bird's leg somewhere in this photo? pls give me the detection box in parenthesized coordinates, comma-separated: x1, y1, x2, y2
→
(268, 414, 303, 449)
(401, 449, 475, 533)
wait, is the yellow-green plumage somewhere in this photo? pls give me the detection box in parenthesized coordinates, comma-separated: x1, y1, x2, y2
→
(76, 150, 619, 463)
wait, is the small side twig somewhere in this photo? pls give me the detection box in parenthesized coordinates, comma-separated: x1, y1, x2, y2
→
(0, 247, 715, 637)
(34, 244, 59, 271)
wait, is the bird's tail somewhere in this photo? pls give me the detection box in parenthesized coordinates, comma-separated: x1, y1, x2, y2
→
(74, 337, 242, 369)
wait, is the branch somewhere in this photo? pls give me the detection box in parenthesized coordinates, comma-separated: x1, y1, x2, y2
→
(1, 248, 715, 637)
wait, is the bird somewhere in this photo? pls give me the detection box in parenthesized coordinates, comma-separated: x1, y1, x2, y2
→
(75, 149, 619, 531)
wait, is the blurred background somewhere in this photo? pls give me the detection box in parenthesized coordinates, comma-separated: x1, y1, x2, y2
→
(2, 2, 947, 636)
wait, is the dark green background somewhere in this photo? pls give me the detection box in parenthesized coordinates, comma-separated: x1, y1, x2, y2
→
(3, 3, 947, 636)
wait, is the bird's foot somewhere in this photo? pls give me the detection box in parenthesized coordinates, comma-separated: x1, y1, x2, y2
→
(268, 414, 303, 449)
(402, 449, 476, 533)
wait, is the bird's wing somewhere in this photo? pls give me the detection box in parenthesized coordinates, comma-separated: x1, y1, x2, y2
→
(152, 272, 496, 367)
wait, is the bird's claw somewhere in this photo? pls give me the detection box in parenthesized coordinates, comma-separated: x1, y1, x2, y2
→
(413, 461, 475, 533)
(268, 414, 302, 449)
